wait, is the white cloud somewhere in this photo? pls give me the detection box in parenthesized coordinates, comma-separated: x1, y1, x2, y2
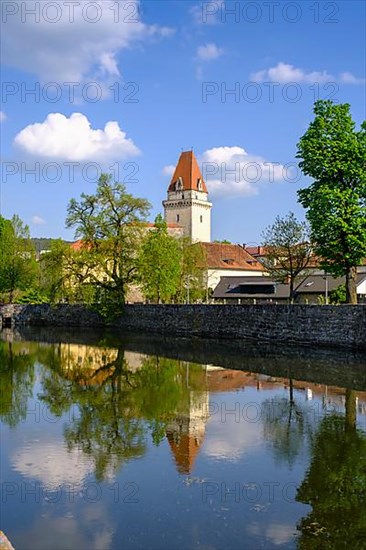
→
(2, 0, 173, 84)
(251, 62, 364, 85)
(11, 442, 95, 488)
(339, 71, 366, 85)
(197, 43, 223, 61)
(14, 112, 140, 162)
(31, 215, 46, 225)
(99, 52, 120, 77)
(0, 111, 7, 122)
(203, 399, 262, 461)
(162, 165, 175, 177)
(252, 62, 333, 84)
(198, 146, 286, 197)
(247, 522, 295, 546)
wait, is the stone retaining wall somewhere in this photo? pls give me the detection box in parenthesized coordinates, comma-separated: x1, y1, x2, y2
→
(113, 304, 366, 350)
(0, 304, 104, 328)
(1, 303, 365, 350)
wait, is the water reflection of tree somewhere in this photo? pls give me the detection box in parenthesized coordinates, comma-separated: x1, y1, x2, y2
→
(64, 379, 147, 481)
(296, 389, 366, 548)
(0, 340, 36, 427)
(262, 378, 314, 468)
(38, 345, 208, 480)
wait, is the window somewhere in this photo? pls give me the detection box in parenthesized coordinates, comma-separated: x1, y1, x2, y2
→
(177, 214, 180, 222)
(200, 215, 203, 223)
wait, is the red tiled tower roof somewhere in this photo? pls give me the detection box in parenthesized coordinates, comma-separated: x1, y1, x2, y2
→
(168, 151, 208, 193)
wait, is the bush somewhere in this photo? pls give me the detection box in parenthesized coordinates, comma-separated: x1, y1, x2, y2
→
(15, 289, 49, 304)
(329, 284, 347, 304)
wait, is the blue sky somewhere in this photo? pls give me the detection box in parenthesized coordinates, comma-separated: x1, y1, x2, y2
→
(1, 0, 365, 244)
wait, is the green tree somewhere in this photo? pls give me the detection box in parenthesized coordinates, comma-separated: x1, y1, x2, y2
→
(39, 239, 67, 302)
(40, 239, 97, 304)
(297, 100, 366, 304)
(261, 212, 312, 303)
(296, 400, 366, 548)
(0, 214, 39, 302)
(175, 239, 207, 303)
(0, 340, 36, 427)
(65, 174, 151, 312)
(139, 215, 182, 303)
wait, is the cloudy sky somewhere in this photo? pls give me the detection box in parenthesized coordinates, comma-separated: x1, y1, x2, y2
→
(1, 0, 365, 243)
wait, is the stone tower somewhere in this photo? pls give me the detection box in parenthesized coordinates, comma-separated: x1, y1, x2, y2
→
(163, 150, 212, 242)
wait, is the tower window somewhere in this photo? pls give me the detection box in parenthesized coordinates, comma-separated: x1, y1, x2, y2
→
(200, 215, 203, 223)
(177, 214, 180, 222)
(175, 177, 183, 191)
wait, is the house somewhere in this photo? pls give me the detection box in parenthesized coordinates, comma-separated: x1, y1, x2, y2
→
(213, 274, 366, 304)
(213, 276, 289, 303)
(201, 242, 266, 290)
(296, 273, 366, 304)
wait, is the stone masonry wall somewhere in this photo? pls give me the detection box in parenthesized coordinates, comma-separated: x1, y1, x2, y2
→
(0, 303, 365, 351)
(113, 304, 366, 350)
(0, 304, 104, 328)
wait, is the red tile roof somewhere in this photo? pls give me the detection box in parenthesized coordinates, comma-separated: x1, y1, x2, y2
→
(70, 239, 87, 251)
(201, 243, 266, 271)
(245, 245, 268, 256)
(168, 151, 208, 193)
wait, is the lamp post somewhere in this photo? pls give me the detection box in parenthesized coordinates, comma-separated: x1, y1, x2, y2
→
(323, 272, 329, 305)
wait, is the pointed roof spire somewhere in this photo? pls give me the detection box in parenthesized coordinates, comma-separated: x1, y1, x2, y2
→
(168, 150, 208, 193)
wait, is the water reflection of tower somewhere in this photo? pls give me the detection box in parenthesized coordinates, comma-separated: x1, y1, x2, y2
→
(166, 388, 210, 475)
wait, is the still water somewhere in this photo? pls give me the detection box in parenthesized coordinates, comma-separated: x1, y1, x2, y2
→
(1, 328, 366, 550)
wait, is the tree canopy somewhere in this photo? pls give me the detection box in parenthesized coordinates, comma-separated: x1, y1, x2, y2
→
(261, 212, 312, 302)
(297, 100, 366, 304)
(0, 214, 38, 302)
(65, 173, 151, 311)
(296, 397, 366, 548)
(138, 215, 182, 303)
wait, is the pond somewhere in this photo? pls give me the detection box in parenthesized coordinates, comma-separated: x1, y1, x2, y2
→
(1, 328, 366, 550)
